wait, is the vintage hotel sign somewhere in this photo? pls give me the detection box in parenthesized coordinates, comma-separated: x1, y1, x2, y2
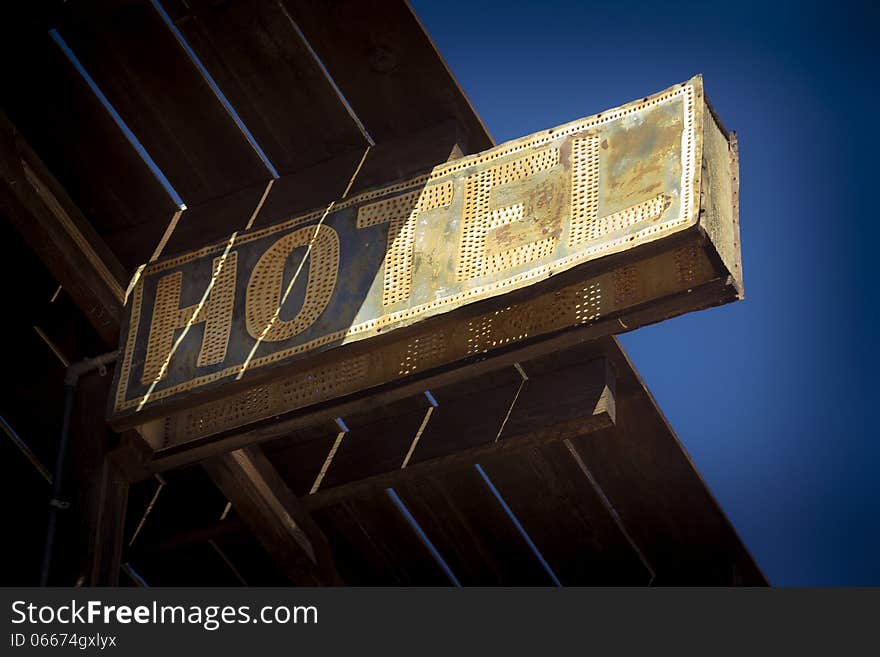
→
(111, 76, 741, 437)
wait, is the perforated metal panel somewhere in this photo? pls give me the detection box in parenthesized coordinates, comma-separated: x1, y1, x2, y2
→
(112, 77, 709, 426)
(245, 224, 339, 342)
(142, 253, 237, 384)
(163, 243, 715, 446)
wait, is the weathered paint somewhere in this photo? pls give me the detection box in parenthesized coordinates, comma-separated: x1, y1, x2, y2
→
(111, 76, 710, 425)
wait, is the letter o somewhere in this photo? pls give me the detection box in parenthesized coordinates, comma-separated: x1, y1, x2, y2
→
(245, 224, 339, 342)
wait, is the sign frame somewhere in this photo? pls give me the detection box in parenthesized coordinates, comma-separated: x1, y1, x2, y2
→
(110, 75, 741, 444)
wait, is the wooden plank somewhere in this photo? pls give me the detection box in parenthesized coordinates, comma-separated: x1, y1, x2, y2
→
(57, 0, 269, 206)
(311, 494, 451, 586)
(202, 446, 342, 585)
(248, 149, 372, 229)
(0, 112, 127, 345)
(413, 367, 524, 460)
(299, 357, 614, 510)
(112, 76, 741, 433)
(316, 396, 433, 489)
(165, 337, 765, 585)
(156, 185, 265, 259)
(394, 468, 553, 585)
(564, 340, 767, 585)
(478, 443, 651, 585)
(0, 27, 177, 270)
(139, 335, 605, 479)
(281, 0, 493, 153)
(166, 0, 368, 176)
(501, 336, 765, 584)
(261, 422, 343, 498)
(124, 336, 766, 585)
(346, 120, 466, 196)
(156, 120, 466, 257)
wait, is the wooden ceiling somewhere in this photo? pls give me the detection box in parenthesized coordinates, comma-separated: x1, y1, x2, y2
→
(1, 0, 492, 269)
(0, 0, 765, 585)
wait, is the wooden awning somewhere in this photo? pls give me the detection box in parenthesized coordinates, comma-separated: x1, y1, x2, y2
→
(0, 0, 764, 585)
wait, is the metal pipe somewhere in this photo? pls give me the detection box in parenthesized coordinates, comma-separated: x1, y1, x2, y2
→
(63, 351, 118, 387)
(39, 351, 117, 586)
(39, 383, 75, 586)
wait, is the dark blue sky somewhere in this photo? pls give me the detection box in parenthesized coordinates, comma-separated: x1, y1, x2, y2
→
(412, 0, 879, 585)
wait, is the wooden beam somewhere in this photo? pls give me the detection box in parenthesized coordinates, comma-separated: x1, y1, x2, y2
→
(87, 456, 129, 586)
(56, 0, 269, 209)
(124, 354, 613, 555)
(0, 111, 127, 345)
(164, 0, 369, 177)
(280, 0, 493, 153)
(0, 16, 181, 271)
(127, 274, 711, 477)
(157, 119, 466, 256)
(346, 119, 466, 195)
(472, 441, 654, 585)
(301, 357, 614, 510)
(202, 446, 342, 586)
(309, 416, 612, 509)
(59, 370, 129, 586)
(564, 344, 768, 585)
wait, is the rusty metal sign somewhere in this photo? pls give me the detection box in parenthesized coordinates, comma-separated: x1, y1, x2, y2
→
(111, 76, 709, 426)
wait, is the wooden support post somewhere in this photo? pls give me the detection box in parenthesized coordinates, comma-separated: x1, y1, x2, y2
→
(87, 455, 129, 586)
(58, 370, 129, 586)
(202, 446, 342, 586)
